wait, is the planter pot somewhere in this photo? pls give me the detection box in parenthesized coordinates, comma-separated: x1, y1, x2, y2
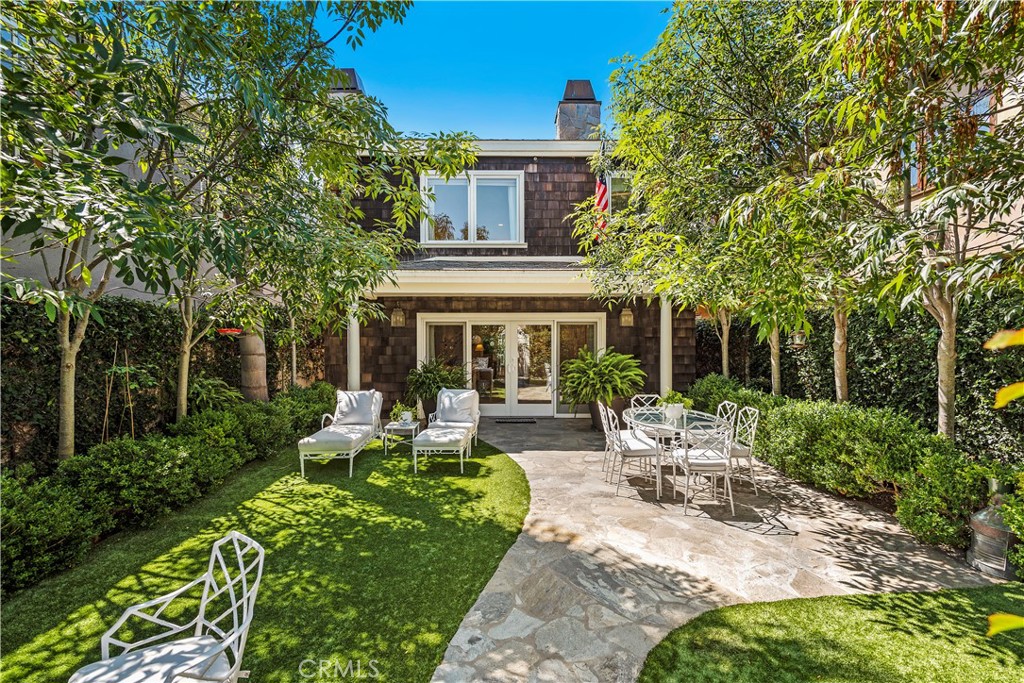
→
(420, 398, 437, 418)
(587, 397, 627, 430)
(664, 404, 685, 420)
(400, 411, 413, 423)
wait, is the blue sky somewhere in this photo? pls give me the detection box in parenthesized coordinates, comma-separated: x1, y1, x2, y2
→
(316, 1, 671, 139)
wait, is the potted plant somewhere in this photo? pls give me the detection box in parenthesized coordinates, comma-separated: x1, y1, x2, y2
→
(390, 400, 416, 424)
(559, 347, 646, 429)
(659, 390, 693, 419)
(405, 358, 468, 416)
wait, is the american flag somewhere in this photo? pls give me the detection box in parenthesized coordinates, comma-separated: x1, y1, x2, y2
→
(594, 173, 609, 239)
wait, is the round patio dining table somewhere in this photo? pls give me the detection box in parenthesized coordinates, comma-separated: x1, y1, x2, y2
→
(621, 407, 731, 500)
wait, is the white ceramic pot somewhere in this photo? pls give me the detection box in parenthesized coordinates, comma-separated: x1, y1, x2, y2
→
(664, 404, 685, 420)
(400, 411, 413, 423)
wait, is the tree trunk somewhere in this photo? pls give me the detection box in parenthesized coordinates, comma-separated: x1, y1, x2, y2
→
(769, 324, 782, 396)
(239, 326, 269, 402)
(289, 314, 298, 387)
(936, 312, 957, 439)
(717, 308, 731, 379)
(57, 310, 89, 459)
(176, 342, 191, 422)
(833, 305, 849, 403)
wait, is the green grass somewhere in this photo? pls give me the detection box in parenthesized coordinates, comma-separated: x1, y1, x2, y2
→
(0, 441, 530, 683)
(640, 584, 1024, 683)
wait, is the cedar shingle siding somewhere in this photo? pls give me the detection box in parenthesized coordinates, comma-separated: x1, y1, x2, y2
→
(354, 156, 593, 257)
(326, 297, 697, 411)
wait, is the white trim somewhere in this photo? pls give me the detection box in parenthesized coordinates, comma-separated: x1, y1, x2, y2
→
(417, 312, 606, 417)
(374, 269, 593, 296)
(475, 140, 601, 157)
(347, 313, 360, 390)
(423, 256, 584, 263)
(420, 170, 526, 245)
(418, 242, 529, 250)
(659, 295, 672, 396)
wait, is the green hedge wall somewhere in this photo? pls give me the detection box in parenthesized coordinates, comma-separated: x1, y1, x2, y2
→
(686, 375, 1021, 554)
(0, 383, 336, 594)
(693, 292, 1024, 464)
(1, 296, 325, 469)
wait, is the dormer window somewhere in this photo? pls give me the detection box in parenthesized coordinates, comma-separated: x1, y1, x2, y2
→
(421, 171, 525, 245)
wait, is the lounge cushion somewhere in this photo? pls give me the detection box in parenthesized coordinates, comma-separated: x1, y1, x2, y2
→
(436, 389, 478, 424)
(333, 390, 376, 425)
(69, 635, 230, 683)
(299, 424, 374, 455)
(429, 420, 476, 432)
(414, 427, 470, 449)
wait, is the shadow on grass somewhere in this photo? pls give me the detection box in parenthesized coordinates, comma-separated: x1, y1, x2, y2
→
(639, 585, 1024, 683)
(0, 440, 529, 683)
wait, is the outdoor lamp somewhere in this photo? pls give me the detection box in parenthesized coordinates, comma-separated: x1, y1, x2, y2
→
(619, 308, 634, 327)
(390, 307, 406, 327)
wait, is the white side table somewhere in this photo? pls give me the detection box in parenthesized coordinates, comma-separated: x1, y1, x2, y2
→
(384, 421, 420, 456)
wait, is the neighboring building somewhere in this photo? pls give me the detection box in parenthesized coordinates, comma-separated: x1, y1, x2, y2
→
(326, 78, 697, 417)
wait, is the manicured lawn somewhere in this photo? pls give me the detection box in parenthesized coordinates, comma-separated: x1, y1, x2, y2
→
(640, 584, 1024, 683)
(0, 440, 529, 683)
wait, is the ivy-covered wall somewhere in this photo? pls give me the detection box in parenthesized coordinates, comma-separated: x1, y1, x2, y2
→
(695, 292, 1024, 464)
(1, 296, 324, 468)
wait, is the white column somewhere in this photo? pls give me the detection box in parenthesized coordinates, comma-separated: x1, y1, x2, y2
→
(347, 312, 360, 390)
(659, 295, 672, 396)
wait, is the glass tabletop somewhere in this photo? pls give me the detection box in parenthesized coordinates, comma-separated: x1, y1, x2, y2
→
(622, 407, 726, 434)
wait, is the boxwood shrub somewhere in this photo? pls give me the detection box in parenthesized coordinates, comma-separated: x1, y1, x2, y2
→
(686, 375, 1013, 552)
(1, 383, 336, 594)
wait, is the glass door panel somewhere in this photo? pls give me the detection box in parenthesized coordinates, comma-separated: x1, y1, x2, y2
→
(471, 325, 506, 405)
(515, 325, 552, 406)
(427, 324, 465, 367)
(556, 323, 597, 414)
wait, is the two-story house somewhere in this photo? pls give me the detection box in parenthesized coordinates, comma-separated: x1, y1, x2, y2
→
(325, 77, 697, 417)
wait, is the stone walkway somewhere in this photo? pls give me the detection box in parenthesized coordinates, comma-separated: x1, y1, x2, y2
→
(432, 418, 993, 683)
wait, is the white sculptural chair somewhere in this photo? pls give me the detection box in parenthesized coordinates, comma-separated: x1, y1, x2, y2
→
(428, 388, 481, 445)
(69, 531, 264, 683)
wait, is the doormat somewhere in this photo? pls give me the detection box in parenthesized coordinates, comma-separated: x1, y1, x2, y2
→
(495, 418, 537, 424)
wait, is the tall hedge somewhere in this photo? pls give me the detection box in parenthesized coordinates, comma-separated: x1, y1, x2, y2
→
(693, 293, 1024, 464)
(1, 296, 325, 468)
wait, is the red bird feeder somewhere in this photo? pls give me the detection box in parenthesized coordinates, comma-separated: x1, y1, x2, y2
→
(217, 328, 243, 336)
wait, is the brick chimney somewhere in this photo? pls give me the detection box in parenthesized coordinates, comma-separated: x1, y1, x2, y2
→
(554, 79, 600, 140)
(328, 68, 364, 97)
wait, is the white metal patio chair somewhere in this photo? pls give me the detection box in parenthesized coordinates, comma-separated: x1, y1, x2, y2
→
(630, 394, 661, 409)
(299, 389, 383, 477)
(69, 531, 264, 683)
(669, 416, 735, 515)
(730, 406, 760, 495)
(606, 404, 659, 496)
(716, 400, 738, 430)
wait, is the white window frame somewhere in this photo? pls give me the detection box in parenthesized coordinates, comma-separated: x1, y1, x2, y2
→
(608, 170, 633, 215)
(420, 170, 526, 247)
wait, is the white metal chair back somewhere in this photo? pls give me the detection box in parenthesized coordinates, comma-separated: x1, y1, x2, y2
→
(734, 406, 759, 450)
(605, 405, 624, 451)
(716, 400, 738, 428)
(685, 417, 732, 462)
(194, 532, 265, 675)
(95, 531, 265, 683)
(596, 400, 611, 437)
(631, 394, 661, 409)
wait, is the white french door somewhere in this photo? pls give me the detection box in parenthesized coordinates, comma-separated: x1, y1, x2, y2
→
(418, 313, 605, 417)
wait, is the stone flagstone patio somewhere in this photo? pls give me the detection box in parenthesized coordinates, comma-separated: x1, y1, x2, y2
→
(431, 418, 994, 683)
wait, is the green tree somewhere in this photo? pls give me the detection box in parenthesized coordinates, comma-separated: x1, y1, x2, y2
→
(820, 0, 1024, 437)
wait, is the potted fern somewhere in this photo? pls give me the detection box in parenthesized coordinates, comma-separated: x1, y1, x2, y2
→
(659, 390, 693, 420)
(405, 358, 468, 416)
(559, 347, 646, 429)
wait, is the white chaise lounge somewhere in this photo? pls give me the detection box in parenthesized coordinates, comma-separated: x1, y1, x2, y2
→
(298, 390, 382, 477)
(413, 388, 481, 474)
(428, 388, 481, 444)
